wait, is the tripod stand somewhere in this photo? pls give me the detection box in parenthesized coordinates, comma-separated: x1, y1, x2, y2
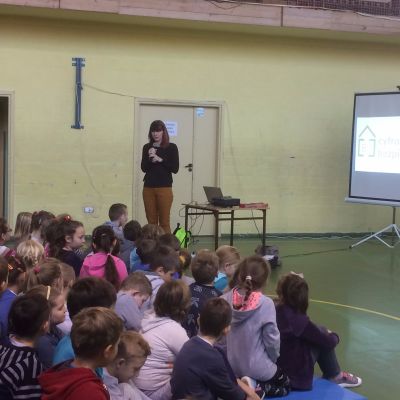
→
(350, 207, 400, 248)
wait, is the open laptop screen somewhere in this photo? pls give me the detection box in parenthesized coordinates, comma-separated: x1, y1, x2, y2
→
(203, 186, 223, 203)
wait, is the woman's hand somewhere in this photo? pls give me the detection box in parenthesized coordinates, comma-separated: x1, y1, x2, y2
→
(148, 148, 156, 157)
(151, 155, 163, 163)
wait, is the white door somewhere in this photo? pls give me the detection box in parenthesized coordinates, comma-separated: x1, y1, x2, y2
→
(135, 103, 220, 235)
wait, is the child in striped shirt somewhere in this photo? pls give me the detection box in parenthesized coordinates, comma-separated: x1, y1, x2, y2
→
(0, 292, 50, 399)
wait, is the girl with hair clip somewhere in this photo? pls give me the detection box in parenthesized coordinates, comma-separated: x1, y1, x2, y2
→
(275, 273, 362, 390)
(0, 256, 26, 344)
(80, 225, 128, 291)
(25, 258, 63, 292)
(141, 120, 179, 234)
(48, 216, 85, 276)
(26, 284, 66, 370)
(223, 256, 290, 398)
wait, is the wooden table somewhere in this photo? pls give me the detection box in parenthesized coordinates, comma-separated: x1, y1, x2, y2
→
(183, 203, 267, 250)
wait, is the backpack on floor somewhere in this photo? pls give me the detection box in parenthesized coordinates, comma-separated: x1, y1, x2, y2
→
(173, 223, 192, 248)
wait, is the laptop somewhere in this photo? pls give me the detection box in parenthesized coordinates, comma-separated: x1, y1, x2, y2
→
(203, 186, 224, 203)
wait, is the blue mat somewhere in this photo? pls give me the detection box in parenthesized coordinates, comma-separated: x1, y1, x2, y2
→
(284, 378, 367, 399)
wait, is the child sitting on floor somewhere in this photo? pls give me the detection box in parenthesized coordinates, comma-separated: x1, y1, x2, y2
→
(171, 297, 260, 400)
(178, 249, 194, 286)
(56, 263, 76, 335)
(80, 225, 128, 291)
(121, 220, 142, 272)
(223, 256, 290, 398)
(183, 250, 221, 338)
(0, 293, 50, 399)
(27, 285, 66, 370)
(52, 277, 117, 366)
(0, 257, 26, 345)
(134, 239, 157, 272)
(115, 272, 152, 331)
(143, 245, 180, 310)
(104, 331, 151, 400)
(134, 281, 190, 400)
(275, 272, 362, 390)
(39, 307, 123, 400)
(215, 245, 241, 292)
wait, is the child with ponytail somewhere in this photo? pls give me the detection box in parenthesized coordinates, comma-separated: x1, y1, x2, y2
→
(25, 258, 63, 292)
(80, 225, 128, 290)
(223, 256, 290, 398)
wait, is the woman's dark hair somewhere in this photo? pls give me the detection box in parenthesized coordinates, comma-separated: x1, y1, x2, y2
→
(67, 277, 117, 318)
(199, 298, 232, 338)
(123, 220, 142, 242)
(91, 225, 120, 290)
(8, 293, 50, 339)
(154, 281, 191, 323)
(276, 273, 309, 314)
(148, 120, 170, 148)
(232, 256, 270, 310)
(48, 217, 83, 258)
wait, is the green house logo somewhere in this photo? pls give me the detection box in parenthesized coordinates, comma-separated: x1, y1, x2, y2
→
(358, 126, 376, 157)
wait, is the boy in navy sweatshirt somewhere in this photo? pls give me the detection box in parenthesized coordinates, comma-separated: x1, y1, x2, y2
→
(171, 298, 260, 400)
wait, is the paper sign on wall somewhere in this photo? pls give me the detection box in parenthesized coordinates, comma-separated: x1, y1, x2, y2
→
(164, 121, 178, 137)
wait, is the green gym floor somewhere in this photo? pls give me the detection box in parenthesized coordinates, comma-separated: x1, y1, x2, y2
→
(189, 236, 400, 400)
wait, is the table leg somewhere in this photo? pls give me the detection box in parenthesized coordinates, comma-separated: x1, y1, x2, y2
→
(214, 211, 219, 250)
(262, 209, 266, 247)
(230, 210, 234, 246)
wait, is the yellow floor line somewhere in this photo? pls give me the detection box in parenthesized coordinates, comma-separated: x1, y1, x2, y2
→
(267, 294, 400, 321)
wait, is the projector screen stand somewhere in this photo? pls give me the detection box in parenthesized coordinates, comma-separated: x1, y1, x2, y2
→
(350, 207, 400, 248)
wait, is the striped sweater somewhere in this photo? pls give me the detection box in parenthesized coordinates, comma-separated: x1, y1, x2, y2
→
(0, 343, 43, 399)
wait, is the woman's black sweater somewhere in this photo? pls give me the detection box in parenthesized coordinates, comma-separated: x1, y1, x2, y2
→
(141, 142, 179, 187)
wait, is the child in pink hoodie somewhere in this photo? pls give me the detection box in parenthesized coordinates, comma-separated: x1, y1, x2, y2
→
(80, 225, 128, 290)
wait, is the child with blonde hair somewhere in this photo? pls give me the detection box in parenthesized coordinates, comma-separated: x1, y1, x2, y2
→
(12, 212, 32, 244)
(16, 240, 44, 271)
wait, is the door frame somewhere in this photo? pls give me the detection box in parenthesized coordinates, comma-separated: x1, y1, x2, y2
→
(133, 98, 224, 221)
(0, 90, 14, 221)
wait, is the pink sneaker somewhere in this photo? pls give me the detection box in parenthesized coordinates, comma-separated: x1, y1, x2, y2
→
(331, 371, 362, 388)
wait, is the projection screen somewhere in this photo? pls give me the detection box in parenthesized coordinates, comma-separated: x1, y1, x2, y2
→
(347, 92, 400, 206)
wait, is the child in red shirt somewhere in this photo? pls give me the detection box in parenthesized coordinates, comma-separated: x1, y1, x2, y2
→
(39, 307, 123, 400)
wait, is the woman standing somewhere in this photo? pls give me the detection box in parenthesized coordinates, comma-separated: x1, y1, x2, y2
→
(141, 120, 179, 234)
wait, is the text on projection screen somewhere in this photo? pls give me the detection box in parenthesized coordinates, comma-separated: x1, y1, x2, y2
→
(356, 117, 400, 174)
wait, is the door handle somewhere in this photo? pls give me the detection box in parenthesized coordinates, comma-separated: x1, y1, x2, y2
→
(184, 163, 193, 172)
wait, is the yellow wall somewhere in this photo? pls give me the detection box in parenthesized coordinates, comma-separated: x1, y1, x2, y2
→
(0, 14, 398, 234)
